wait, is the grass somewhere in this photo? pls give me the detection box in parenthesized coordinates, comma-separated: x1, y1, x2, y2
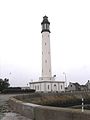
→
(15, 92, 90, 108)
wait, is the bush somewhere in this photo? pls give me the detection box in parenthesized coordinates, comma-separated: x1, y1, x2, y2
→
(2, 87, 35, 94)
(0, 78, 10, 91)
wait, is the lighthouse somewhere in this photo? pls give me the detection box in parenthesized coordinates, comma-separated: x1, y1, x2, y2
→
(40, 16, 54, 81)
(29, 16, 65, 92)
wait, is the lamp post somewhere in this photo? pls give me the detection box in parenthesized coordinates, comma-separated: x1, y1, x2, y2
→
(63, 72, 67, 87)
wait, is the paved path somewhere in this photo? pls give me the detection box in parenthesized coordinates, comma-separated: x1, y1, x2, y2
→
(1, 113, 31, 120)
(0, 94, 31, 120)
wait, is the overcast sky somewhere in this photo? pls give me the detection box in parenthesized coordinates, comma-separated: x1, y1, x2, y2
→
(0, 0, 90, 87)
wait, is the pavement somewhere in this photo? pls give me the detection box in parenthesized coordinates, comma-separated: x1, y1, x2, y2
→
(1, 113, 31, 120)
(0, 94, 32, 120)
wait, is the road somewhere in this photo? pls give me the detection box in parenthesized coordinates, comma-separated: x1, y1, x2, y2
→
(0, 94, 31, 120)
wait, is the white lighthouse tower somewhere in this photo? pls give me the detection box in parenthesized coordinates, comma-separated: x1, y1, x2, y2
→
(40, 16, 54, 81)
(29, 16, 65, 92)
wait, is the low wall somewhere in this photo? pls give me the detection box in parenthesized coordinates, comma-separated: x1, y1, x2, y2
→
(9, 97, 90, 120)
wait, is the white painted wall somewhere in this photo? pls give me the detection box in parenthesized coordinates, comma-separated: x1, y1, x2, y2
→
(42, 32, 52, 79)
(30, 81, 65, 93)
(40, 83, 44, 92)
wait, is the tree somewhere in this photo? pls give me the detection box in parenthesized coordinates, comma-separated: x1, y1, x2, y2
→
(0, 78, 10, 91)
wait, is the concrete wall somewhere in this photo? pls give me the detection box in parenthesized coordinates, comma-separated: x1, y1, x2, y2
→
(9, 96, 90, 120)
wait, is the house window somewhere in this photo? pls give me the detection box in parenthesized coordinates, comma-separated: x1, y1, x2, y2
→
(71, 85, 72, 87)
(61, 85, 62, 89)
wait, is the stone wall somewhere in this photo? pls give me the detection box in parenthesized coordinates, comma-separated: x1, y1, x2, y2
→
(9, 97, 90, 120)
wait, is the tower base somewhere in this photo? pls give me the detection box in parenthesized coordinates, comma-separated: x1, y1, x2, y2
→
(29, 80, 65, 93)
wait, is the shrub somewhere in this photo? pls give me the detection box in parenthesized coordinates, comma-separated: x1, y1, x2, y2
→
(2, 87, 35, 94)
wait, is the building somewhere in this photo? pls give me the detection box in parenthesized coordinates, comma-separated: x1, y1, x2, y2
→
(68, 82, 81, 91)
(29, 16, 65, 92)
(86, 80, 90, 90)
(80, 85, 87, 91)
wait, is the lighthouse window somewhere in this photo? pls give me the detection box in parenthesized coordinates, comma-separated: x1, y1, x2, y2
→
(49, 69, 51, 72)
(46, 24, 49, 29)
(48, 85, 49, 89)
(46, 24, 47, 29)
(45, 60, 47, 63)
(45, 24, 47, 29)
(61, 85, 62, 89)
(42, 25, 45, 30)
(45, 43, 46, 45)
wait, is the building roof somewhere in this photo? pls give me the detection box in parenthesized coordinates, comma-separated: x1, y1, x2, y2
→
(73, 82, 80, 87)
(41, 15, 50, 25)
